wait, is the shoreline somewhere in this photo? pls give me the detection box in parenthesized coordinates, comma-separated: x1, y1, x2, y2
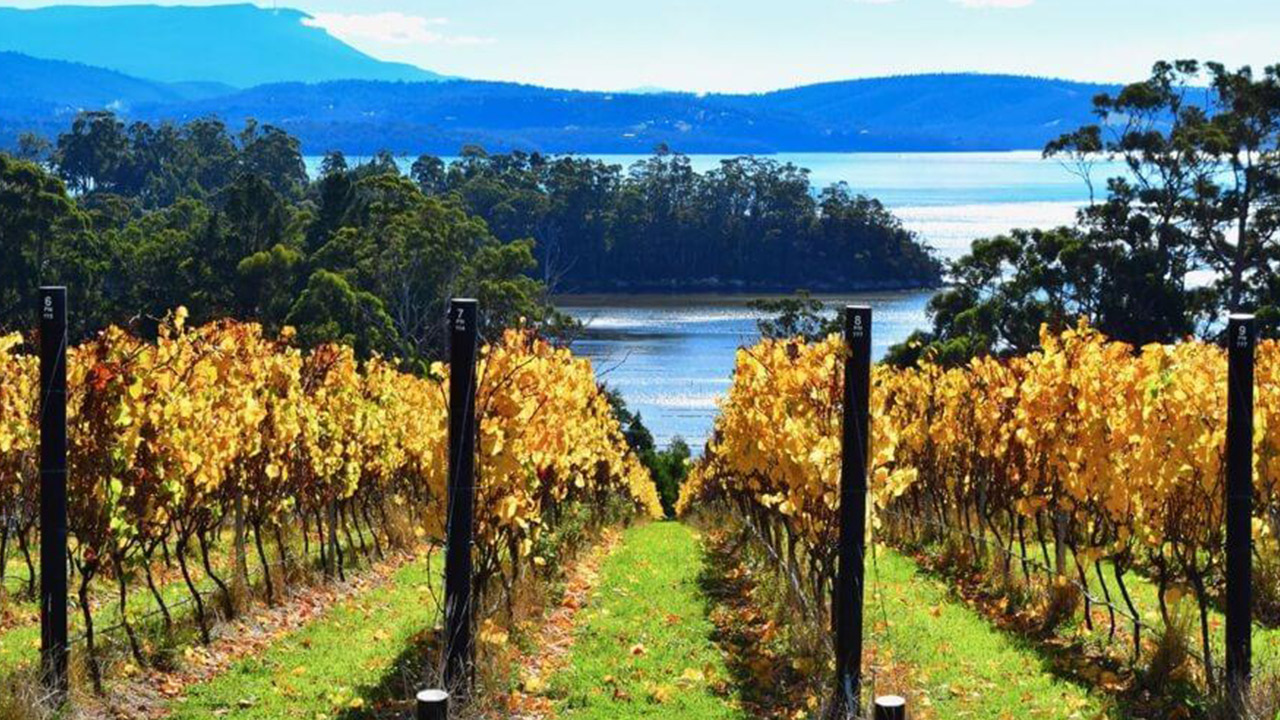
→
(549, 280, 941, 298)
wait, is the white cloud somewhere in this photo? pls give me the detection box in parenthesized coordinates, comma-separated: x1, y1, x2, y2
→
(303, 12, 494, 46)
(950, 0, 1035, 7)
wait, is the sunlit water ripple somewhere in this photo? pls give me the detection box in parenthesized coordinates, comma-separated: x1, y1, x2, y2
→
(558, 292, 935, 449)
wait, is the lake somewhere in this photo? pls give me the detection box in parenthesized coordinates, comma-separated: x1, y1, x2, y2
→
(306, 150, 1108, 447)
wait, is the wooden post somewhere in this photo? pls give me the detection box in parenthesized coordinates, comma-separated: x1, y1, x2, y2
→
(416, 689, 449, 720)
(39, 286, 69, 702)
(1225, 313, 1254, 707)
(835, 306, 871, 717)
(443, 299, 478, 694)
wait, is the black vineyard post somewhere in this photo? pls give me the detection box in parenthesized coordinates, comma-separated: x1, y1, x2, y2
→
(835, 306, 871, 717)
(873, 695, 907, 720)
(39, 286, 69, 702)
(1225, 313, 1254, 709)
(443, 299, 479, 695)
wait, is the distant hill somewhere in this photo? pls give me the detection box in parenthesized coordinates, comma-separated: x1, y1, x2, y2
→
(0, 50, 178, 113)
(0, 4, 446, 87)
(0, 52, 231, 112)
(715, 74, 1117, 150)
(139, 74, 1120, 154)
(153, 79, 814, 154)
(0, 7, 1123, 155)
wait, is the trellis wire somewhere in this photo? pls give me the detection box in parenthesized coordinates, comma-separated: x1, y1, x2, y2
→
(60, 534, 445, 647)
(875, 505, 1222, 670)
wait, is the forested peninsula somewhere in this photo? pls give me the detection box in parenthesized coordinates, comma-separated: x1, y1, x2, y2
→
(3, 113, 940, 362)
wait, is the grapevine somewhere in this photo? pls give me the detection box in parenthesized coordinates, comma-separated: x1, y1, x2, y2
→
(681, 321, 1280, 680)
(0, 311, 659, 683)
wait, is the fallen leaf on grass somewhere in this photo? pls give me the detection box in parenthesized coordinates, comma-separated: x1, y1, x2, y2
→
(676, 667, 705, 686)
(646, 683, 673, 703)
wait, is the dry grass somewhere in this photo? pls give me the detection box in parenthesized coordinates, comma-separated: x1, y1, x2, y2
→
(1041, 577, 1083, 633)
(1244, 673, 1280, 720)
(1140, 603, 1196, 696)
(0, 669, 58, 720)
(1255, 544, 1280, 628)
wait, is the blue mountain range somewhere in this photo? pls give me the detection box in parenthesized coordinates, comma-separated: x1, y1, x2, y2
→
(0, 4, 1119, 154)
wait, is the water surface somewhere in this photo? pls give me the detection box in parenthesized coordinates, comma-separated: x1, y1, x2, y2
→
(558, 292, 934, 449)
(538, 152, 1103, 447)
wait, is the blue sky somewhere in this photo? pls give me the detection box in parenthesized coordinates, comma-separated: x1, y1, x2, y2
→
(6, 0, 1280, 92)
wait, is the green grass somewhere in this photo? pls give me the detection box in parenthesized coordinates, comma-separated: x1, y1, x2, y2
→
(547, 523, 1111, 719)
(941, 539, 1280, 674)
(2, 554, 34, 593)
(1069, 555, 1280, 673)
(0, 615, 39, 670)
(1, 549, 248, 672)
(551, 521, 744, 719)
(168, 553, 440, 719)
(0, 530, 380, 674)
(867, 545, 1110, 719)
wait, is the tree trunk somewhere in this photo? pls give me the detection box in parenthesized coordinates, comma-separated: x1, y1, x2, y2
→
(17, 526, 35, 597)
(1053, 510, 1068, 578)
(0, 520, 9, 590)
(112, 551, 145, 665)
(328, 502, 344, 581)
(253, 519, 274, 605)
(198, 529, 234, 618)
(144, 545, 172, 628)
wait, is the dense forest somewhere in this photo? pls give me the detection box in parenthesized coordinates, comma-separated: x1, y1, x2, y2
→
(1, 113, 549, 366)
(1, 111, 939, 364)
(419, 146, 941, 292)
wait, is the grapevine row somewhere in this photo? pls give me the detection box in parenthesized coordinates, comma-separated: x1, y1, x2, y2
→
(679, 321, 1279, 684)
(0, 309, 660, 686)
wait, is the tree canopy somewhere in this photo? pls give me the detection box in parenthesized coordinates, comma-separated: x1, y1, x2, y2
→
(1, 114, 557, 363)
(427, 147, 942, 293)
(889, 60, 1280, 366)
(4, 111, 940, 366)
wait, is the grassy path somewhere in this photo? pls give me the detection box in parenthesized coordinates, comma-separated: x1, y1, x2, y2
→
(550, 522, 744, 719)
(867, 546, 1108, 718)
(168, 553, 441, 719)
(547, 522, 1107, 719)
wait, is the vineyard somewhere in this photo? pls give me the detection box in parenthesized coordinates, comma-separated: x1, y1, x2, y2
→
(5, 306, 1280, 719)
(0, 307, 660, 712)
(679, 320, 1280, 717)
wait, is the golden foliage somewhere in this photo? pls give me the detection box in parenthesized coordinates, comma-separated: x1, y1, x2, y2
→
(681, 321, 1280, 596)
